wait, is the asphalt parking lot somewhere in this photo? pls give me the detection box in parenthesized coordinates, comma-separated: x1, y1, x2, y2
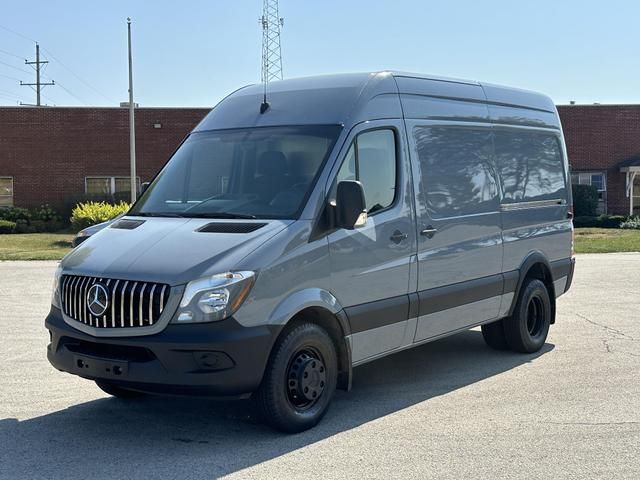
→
(0, 254, 638, 480)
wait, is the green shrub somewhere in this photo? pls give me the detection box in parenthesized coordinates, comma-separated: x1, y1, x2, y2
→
(573, 214, 628, 229)
(70, 201, 130, 231)
(572, 184, 599, 217)
(598, 215, 627, 228)
(32, 204, 61, 223)
(13, 219, 30, 233)
(621, 216, 640, 230)
(0, 220, 16, 234)
(0, 206, 31, 223)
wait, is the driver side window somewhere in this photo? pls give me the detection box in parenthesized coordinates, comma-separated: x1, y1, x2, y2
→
(334, 129, 397, 214)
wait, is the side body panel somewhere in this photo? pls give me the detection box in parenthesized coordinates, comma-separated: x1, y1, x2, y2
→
(487, 95, 573, 298)
(397, 77, 505, 342)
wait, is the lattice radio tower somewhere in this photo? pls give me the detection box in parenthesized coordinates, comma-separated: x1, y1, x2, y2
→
(260, 0, 284, 83)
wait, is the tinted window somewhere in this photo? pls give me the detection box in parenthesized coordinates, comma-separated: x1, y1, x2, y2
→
(494, 130, 567, 203)
(413, 126, 498, 217)
(131, 125, 341, 219)
(334, 129, 397, 214)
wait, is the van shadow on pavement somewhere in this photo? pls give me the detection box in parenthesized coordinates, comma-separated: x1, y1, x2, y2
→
(0, 330, 553, 479)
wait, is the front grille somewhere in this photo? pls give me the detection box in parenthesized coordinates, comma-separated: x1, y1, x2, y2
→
(61, 275, 170, 329)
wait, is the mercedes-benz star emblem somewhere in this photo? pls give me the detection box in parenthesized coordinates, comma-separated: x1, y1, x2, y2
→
(87, 284, 110, 317)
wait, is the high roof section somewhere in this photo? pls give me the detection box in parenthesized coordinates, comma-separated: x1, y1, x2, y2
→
(195, 71, 557, 132)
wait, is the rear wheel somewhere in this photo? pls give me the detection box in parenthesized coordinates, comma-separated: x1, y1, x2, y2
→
(503, 278, 551, 353)
(481, 320, 509, 350)
(95, 380, 145, 399)
(256, 322, 338, 433)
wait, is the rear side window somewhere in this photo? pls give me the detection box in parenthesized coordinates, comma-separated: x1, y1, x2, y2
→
(494, 130, 567, 204)
(334, 129, 397, 214)
(413, 126, 498, 218)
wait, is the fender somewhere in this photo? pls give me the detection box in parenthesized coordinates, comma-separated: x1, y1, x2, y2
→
(505, 251, 556, 318)
(268, 288, 353, 391)
(268, 288, 345, 327)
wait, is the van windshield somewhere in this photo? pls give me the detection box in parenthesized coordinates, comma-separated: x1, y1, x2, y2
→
(130, 125, 341, 219)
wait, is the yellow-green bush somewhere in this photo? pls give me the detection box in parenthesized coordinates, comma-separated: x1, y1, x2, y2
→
(0, 220, 17, 234)
(70, 202, 130, 231)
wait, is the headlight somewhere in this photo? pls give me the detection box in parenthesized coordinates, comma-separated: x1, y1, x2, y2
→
(51, 264, 63, 308)
(174, 271, 256, 323)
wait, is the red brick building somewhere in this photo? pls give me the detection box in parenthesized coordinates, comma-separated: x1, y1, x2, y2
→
(558, 104, 640, 215)
(0, 107, 209, 211)
(1, 104, 639, 215)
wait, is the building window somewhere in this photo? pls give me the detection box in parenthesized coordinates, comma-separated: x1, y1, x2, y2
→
(85, 177, 141, 197)
(0, 177, 13, 206)
(571, 172, 607, 214)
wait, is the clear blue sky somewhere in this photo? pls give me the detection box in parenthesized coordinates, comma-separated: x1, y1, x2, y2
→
(0, 0, 637, 107)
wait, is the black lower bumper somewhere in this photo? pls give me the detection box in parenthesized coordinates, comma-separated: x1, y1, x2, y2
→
(45, 307, 280, 397)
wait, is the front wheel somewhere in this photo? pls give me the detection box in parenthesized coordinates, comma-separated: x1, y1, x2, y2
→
(256, 322, 338, 433)
(503, 278, 551, 353)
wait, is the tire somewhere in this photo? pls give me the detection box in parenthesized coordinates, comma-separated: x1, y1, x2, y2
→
(503, 278, 551, 353)
(481, 320, 509, 350)
(95, 380, 145, 399)
(256, 322, 338, 433)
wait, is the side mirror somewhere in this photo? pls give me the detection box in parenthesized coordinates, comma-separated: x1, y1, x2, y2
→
(139, 182, 150, 199)
(335, 180, 367, 229)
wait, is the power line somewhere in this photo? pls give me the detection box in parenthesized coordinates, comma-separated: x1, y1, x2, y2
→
(0, 23, 35, 43)
(0, 47, 26, 61)
(0, 23, 113, 105)
(0, 89, 30, 103)
(55, 80, 87, 105)
(0, 72, 21, 82)
(41, 47, 115, 103)
(0, 58, 30, 75)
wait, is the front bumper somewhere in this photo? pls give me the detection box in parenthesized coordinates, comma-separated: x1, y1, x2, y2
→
(45, 306, 280, 396)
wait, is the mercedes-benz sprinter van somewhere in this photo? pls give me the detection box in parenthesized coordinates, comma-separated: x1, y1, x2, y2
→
(46, 72, 575, 432)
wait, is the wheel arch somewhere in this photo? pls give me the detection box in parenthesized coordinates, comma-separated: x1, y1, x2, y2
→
(507, 251, 556, 324)
(267, 289, 353, 391)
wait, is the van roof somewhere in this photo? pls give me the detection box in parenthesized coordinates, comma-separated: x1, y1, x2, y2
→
(194, 71, 557, 132)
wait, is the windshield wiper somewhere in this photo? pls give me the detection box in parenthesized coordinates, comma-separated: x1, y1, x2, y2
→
(184, 212, 258, 219)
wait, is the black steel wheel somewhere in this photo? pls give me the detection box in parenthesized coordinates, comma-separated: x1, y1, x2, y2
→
(503, 278, 551, 353)
(286, 347, 327, 410)
(256, 322, 337, 433)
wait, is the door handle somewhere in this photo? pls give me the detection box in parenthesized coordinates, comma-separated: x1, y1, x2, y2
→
(420, 226, 438, 239)
(390, 230, 408, 244)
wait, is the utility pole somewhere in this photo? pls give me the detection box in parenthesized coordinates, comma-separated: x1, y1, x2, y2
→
(260, 0, 284, 83)
(127, 18, 137, 203)
(20, 43, 55, 106)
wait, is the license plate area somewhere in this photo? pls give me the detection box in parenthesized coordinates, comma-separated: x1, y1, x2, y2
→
(73, 354, 129, 378)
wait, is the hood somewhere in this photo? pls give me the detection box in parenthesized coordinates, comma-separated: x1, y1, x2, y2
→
(61, 216, 293, 285)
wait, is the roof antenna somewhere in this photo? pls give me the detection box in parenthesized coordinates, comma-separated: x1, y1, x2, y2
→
(261, 82, 270, 114)
(259, 0, 284, 114)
